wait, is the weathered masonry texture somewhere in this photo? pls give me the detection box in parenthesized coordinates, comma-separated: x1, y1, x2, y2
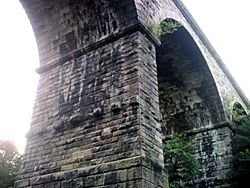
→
(17, 0, 249, 187)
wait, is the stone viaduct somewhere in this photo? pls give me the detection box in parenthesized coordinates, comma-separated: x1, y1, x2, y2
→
(16, 0, 249, 187)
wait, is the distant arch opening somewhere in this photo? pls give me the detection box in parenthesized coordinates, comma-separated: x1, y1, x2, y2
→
(232, 102, 247, 126)
(157, 18, 223, 138)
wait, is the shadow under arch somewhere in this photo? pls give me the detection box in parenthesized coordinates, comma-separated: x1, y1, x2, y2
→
(157, 18, 225, 137)
(157, 18, 236, 187)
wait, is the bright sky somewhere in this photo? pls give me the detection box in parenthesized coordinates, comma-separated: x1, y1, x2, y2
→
(0, 1, 249, 154)
(0, 1, 39, 153)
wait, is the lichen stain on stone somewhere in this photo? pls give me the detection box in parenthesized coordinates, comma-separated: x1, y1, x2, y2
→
(68, 0, 119, 45)
(59, 31, 77, 56)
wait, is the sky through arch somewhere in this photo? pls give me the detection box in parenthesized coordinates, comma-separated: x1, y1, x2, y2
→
(0, 1, 39, 153)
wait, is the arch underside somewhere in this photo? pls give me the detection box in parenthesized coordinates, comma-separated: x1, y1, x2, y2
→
(20, 0, 139, 67)
(157, 21, 234, 187)
(157, 26, 224, 137)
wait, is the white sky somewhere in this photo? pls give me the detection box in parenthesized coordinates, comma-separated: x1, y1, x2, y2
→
(0, 1, 249, 153)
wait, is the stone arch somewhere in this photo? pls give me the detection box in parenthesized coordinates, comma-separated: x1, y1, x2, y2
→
(156, 18, 235, 187)
(20, 0, 139, 68)
(17, 0, 247, 187)
(223, 95, 249, 122)
(157, 18, 224, 137)
(135, 0, 249, 125)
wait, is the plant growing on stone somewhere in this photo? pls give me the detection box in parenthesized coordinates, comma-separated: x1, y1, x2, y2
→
(145, 19, 182, 39)
(160, 20, 182, 35)
(163, 133, 200, 188)
(144, 23, 162, 38)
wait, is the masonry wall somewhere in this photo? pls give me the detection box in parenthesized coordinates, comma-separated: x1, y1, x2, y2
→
(16, 30, 166, 188)
(193, 127, 233, 187)
(20, 0, 138, 67)
(17, 0, 168, 187)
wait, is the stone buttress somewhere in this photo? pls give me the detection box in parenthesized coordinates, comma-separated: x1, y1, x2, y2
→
(16, 0, 166, 187)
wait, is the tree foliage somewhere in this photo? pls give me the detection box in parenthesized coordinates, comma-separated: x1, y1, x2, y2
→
(231, 108, 250, 187)
(163, 133, 200, 188)
(0, 140, 22, 188)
